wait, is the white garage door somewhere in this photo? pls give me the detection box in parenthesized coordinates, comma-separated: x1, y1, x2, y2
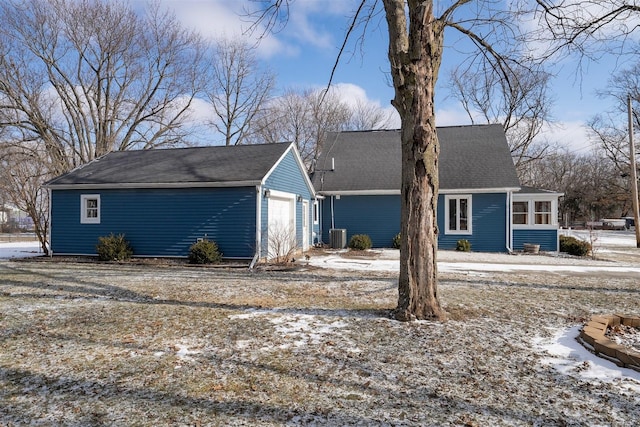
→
(267, 192, 296, 259)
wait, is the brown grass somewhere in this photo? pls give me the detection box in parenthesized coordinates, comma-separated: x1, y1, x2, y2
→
(1, 258, 639, 426)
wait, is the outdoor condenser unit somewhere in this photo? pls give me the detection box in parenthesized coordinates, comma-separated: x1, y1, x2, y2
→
(329, 228, 347, 249)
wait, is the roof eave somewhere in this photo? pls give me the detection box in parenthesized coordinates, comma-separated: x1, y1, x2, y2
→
(45, 180, 262, 190)
(319, 187, 522, 196)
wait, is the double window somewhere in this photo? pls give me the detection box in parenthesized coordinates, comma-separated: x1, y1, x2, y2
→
(445, 195, 472, 234)
(81, 195, 100, 224)
(512, 200, 554, 227)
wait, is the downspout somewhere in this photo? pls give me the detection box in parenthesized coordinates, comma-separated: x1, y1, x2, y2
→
(47, 187, 53, 257)
(320, 198, 324, 245)
(330, 195, 335, 229)
(506, 191, 513, 253)
(250, 184, 261, 269)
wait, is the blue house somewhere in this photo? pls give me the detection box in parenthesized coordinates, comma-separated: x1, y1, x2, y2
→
(311, 124, 562, 252)
(45, 142, 315, 261)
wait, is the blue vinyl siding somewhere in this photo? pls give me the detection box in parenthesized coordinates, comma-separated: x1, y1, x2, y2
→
(321, 192, 509, 252)
(51, 187, 256, 258)
(438, 193, 508, 252)
(513, 229, 559, 252)
(321, 195, 401, 248)
(261, 150, 314, 254)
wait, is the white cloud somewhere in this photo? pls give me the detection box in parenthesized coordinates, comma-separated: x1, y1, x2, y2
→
(146, 0, 290, 58)
(330, 83, 400, 128)
(434, 107, 474, 127)
(538, 121, 596, 154)
(147, 0, 363, 59)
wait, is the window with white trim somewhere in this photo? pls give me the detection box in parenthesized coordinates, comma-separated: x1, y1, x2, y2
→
(445, 195, 472, 234)
(512, 201, 529, 225)
(534, 201, 551, 225)
(313, 201, 319, 224)
(512, 198, 556, 227)
(81, 195, 100, 224)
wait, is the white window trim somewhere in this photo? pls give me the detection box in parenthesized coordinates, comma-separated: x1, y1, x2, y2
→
(512, 196, 558, 230)
(81, 194, 101, 224)
(512, 200, 529, 226)
(444, 194, 472, 235)
(313, 200, 319, 225)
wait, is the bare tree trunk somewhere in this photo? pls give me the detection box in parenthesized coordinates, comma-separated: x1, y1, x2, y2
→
(384, 0, 446, 321)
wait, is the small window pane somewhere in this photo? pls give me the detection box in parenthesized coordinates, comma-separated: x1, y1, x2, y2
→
(449, 198, 457, 231)
(459, 198, 468, 231)
(513, 201, 528, 225)
(535, 201, 551, 225)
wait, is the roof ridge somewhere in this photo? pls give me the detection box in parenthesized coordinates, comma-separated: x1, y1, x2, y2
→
(330, 123, 501, 135)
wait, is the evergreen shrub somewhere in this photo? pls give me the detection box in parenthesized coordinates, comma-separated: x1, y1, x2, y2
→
(392, 233, 401, 249)
(188, 239, 222, 264)
(559, 235, 591, 257)
(456, 239, 471, 252)
(96, 233, 133, 261)
(348, 234, 372, 250)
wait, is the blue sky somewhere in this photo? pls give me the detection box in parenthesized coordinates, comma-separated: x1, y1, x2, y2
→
(144, 1, 632, 153)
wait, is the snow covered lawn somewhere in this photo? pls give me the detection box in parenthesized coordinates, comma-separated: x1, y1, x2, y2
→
(1, 244, 639, 425)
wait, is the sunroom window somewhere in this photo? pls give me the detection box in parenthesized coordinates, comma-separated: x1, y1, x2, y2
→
(513, 201, 528, 225)
(534, 201, 552, 225)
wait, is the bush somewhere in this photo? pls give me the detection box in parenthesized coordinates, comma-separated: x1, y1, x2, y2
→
(392, 233, 401, 249)
(96, 233, 133, 261)
(456, 239, 471, 252)
(559, 235, 591, 257)
(348, 234, 372, 250)
(188, 239, 222, 264)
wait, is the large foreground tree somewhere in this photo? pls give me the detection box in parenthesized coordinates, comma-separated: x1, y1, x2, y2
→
(250, 1, 533, 320)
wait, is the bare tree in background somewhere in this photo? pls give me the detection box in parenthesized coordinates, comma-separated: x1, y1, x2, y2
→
(0, 0, 209, 249)
(522, 148, 628, 224)
(249, 1, 536, 321)
(535, 1, 640, 60)
(207, 38, 276, 146)
(588, 62, 640, 181)
(348, 97, 396, 130)
(250, 87, 352, 167)
(0, 143, 51, 254)
(448, 62, 553, 176)
(0, 0, 209, 175)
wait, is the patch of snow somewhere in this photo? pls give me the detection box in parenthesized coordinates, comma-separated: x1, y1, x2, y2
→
(269, 314, 352, 349)
(561, 229, 638, 248)
(174, 343, 200, 362)
(0, 240, 43, 259)
(534, 326, 640, 394)
(308, 249, 640, 274)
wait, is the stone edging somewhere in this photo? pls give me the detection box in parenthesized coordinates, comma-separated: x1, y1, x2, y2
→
(577, 315, 640, 372)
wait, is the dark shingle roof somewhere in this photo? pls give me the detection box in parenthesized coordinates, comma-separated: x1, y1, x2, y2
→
(312, 124, 520, 192)
(46, 143, 292, 187)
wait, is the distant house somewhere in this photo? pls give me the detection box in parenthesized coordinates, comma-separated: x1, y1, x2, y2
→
(45, 143, 315, 261)
(311, 124, 562, 252)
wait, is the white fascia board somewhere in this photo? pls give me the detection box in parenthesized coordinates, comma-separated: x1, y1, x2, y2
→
(261, 143, 317, 198)
(513, 192, 564, 200)
(319, 189, 400, 196)
(440, 187, 521, 194)
(319, 187, 521, 196)
(45, 180, 262, 190)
